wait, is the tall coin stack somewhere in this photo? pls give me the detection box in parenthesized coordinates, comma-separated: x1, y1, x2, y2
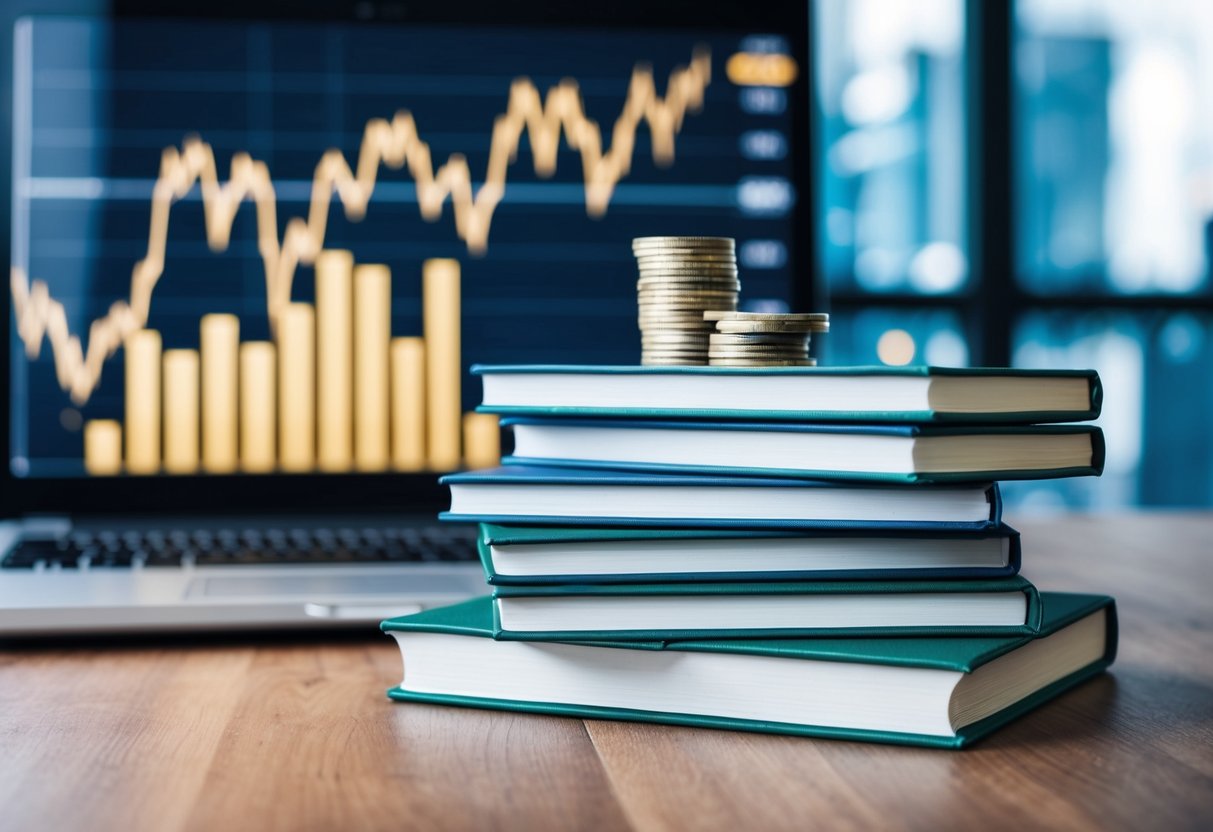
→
(633, 236, 739, 365)
(705, 311, 829, 367)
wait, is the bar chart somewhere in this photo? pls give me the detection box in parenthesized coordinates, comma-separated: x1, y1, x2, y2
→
(82, 255, 498, 476)
(7, 19, 798, 479)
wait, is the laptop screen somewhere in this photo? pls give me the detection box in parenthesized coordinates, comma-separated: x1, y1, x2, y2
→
(7, 10, 805, 487)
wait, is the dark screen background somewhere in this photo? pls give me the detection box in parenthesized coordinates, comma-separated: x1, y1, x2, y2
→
(10, 17, 799, 476)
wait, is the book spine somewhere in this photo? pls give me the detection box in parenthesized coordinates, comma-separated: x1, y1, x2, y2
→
(1007, 527, 1023, 576)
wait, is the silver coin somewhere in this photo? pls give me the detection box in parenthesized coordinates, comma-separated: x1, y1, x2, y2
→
(708, 349, 810, 358)
(634, 256, 738, 267)
(708, 359, 817, 367)
(640, 302, 738, 311)
(636, 267, 738, 275)
(640, 304, 731, 313)
(714, 320, 829, 334)
(703, 311, 829, 322)
(640, 290, 739, 298)
(638, 288, 740, 297)
(639, 310, 722, 319)
(642, 336, 711, 345)
(633, 236, 735, 247)
(637, 278, 741, 288)
(709, 333, 809, 346)
(639, 324, 718, 332)
(708, 343, 809, 353)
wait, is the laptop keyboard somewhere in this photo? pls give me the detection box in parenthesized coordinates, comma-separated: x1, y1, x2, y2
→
(0, 525, 480, 570)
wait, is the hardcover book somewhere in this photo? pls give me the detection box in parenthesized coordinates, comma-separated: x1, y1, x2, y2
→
(489, 576, 1043, 640)
(473, 364, 1103, 424)
(441, 466, 1002, 530)
(478, 523, 1023, 584)
(503, 419, 1106, 484)
(382, 592, 1118, 749)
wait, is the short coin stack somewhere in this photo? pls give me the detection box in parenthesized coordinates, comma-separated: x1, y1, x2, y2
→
(706, 311, 829, 367)
(633, 236, 739, 365)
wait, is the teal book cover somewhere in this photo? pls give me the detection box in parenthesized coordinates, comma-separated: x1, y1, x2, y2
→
(501, 418, 1106, 484)
(489, 576, 1043, 640)
(381, 592, 1118, 749)
(473, 364, 1103, 424)
(477, 522, 1024, 584)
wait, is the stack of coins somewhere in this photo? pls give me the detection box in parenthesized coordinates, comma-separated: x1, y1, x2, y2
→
(633, 236, 739, 365)
(705, 311, 829, 367)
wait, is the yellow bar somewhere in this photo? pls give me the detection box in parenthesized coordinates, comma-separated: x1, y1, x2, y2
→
(124, 329, 161, 474)
(83, 420, 122, 476)
(240, 341, 276, 473)
(278, 303, 315, 472)
(423, 258, 461, 469)
(163, 349, 200, 474)
(390, 337, 425, 471)
(200, 314, 239, 473)
(354, 263, 391, 471)
(462, 412, 501, 470)
(315, 249, 353, 471)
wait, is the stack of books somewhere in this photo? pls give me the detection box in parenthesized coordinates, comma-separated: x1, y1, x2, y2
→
(382, 365, 1118, 749)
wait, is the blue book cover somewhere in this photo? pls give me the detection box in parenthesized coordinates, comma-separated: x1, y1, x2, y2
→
(440, 465, 1002, 530)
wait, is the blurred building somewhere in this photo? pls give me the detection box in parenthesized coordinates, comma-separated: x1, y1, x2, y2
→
(812, 0, 1213, 510)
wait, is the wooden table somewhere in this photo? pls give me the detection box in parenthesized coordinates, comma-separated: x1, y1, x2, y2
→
(2, 513, 1211, 831)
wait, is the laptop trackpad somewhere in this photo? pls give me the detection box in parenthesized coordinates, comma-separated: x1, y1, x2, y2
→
(188, 574, 469, 599)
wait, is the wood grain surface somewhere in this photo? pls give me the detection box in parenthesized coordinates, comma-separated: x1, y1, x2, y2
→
(2, 512, 1211, 832)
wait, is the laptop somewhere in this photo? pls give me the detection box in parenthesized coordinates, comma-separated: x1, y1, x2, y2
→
(0, 0, 809, 634)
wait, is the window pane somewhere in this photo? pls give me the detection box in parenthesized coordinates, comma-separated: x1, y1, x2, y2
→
(1016, 0, 1213, 295)
(814, 0, 969, 294)
(1006, 310, 1213, 510)
(821, 308, 969, 367)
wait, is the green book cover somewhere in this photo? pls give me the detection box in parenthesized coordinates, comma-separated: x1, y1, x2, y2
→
(489, 576, 1043, 640)
(381, 592, 1117, 749)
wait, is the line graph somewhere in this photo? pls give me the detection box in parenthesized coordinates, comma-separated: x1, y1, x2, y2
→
(12, 46, 711, 405)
